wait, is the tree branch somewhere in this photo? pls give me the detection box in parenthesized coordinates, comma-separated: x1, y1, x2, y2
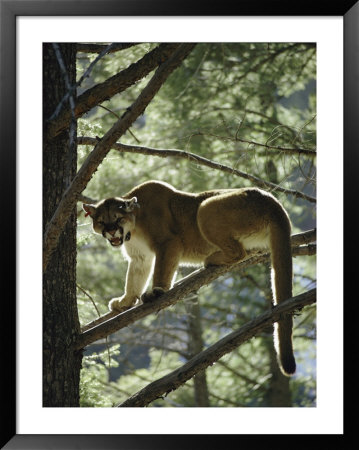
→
(76, 43, 138, 53)
(77, 137, 316, 203)
(46, 43, 182, 139)
(117, 288, 316, 407)
(193, 131, 316, 156)
(43, 43, 196, 272)
(49, 43, 115, 123)
(75, 229, 316, 349)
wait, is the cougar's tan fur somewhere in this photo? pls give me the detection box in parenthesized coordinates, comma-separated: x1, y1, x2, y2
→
(83, 180, 295, 375)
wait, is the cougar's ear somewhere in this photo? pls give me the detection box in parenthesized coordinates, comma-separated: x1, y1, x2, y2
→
(83, 204, 96, 218)
(124, 197, 140, 212)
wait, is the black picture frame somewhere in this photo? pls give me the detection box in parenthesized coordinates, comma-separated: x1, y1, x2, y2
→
(1, 0, 356, 448)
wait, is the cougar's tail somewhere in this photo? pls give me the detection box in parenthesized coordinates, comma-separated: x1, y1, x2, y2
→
(269, 217, 296, 376)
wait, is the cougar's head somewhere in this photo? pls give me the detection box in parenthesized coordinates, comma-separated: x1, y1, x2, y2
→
(83, 197, 139, 247)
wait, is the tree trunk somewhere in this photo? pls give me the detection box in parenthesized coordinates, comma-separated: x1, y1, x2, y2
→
(186, 296, 210, 407)
(43, 43, 82, 407)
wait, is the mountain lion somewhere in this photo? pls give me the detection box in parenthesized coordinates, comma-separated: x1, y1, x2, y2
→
(83, 180, 295, 375)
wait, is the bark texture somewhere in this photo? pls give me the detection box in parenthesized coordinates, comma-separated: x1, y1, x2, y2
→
(43, 43, 82, 407)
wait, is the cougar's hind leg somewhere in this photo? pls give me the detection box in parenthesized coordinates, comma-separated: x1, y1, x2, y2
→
(198, 202, 244, 266)
(204, 237, 246, 267)
(197, 197, 247, 267)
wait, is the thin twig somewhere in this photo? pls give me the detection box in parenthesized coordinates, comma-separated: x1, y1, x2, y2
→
(77, 43, 115, 87)
(194, 130, 316, 156)
(98, 105, 140, 143)
(76, 283, 101, 317)
(48, 43, 115, 122)
(77, 136, 316, 203)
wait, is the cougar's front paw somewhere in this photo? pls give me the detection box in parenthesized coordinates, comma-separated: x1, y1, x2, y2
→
(141, 287, 165, 303)
(108, 296, 137, 313)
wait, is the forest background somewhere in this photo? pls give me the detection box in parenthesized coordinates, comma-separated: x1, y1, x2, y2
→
(73, 42, 317, 408)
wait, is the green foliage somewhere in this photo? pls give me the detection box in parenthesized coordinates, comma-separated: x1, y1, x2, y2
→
(76, 43, 316, 408)
(80, 344, 120, 407)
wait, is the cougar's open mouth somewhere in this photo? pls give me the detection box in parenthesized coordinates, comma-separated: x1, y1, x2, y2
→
(108, 231, 130, 247)
(109, 237, 123, 247)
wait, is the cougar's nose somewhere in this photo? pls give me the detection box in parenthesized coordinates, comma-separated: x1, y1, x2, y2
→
(104, 222, 117, 233)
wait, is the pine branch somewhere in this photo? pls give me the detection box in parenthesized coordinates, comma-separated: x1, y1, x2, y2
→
(75, 229, 316, 350)
(117, 288, 316, 407)
(49, 43, 115, 123)
(43, 44, 196, 272)
(76, 43, 138, 53)
(46, 43, 182, 139)
(77, 136, 316, 203)
(193, 131, 316, 156)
